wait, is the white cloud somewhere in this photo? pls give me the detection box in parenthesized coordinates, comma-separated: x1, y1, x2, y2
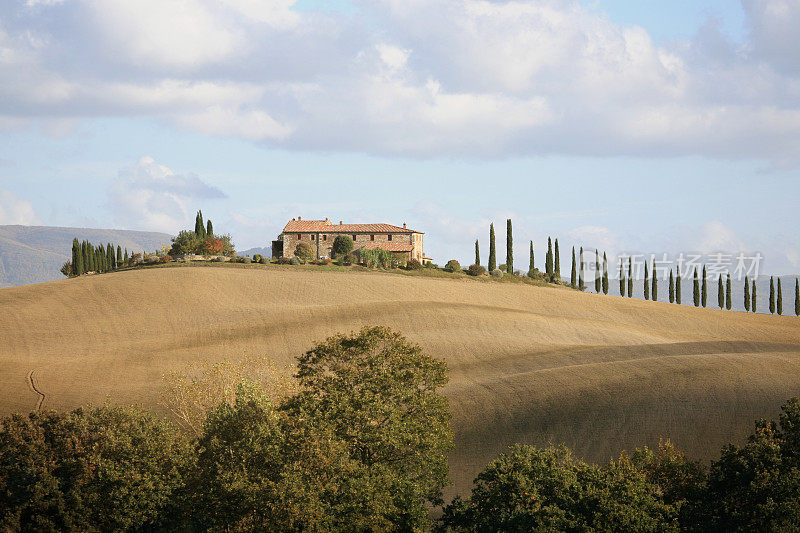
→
(0, 190, 41, 225)
(0, 0, 799, 161)
(108, 156, 225, 233)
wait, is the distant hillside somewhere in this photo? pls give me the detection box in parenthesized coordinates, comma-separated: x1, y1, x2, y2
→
(0, 225, 172, 288)
(238, 246, 271, 258)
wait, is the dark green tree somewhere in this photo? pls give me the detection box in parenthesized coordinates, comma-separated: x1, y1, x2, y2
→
(651, 262, 657, 301)
(693, 268, 700, 307)
(570, 247, 577, 287)
(554, 239, 560, 281)
(726, 273, 732, 310)
(744, 276, 751, 312)
(107, 243, 115, 271)
(628, 258, 633, 298)
(528, 241, 534, 276)
(777, 278, 783, 315)
(595, 250, 601, 293)
(578, 247, 585, 291)
(331, 235, 354, 259)
(669, 269, 675, 303)
(643, 261, 650, 300)
(718, 275, 725, 309)
(206, 219, 213, 237)
(488, 223, 496, 272)
(796, 279, 799, 317)
(702, 266, 708, 308)
(676, 267, 682, 304)
(602, 252, 609, 294)
(770, 276, 776, 314)
(506, 219, 513, 274)
(475, 240, 480, 267)
(195, 210, 206, 239)
(124, 248, 129, 265)
(116, 245, 122, 268)
(546, 237, 553, 276)
(71, 238, 83, 276)
(619, 259, 625, 296)
(752, 280, 758, 313)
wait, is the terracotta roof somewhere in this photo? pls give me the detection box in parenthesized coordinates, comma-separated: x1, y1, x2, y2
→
(282, 219, 421, 233)
(359, 243, 414, 252)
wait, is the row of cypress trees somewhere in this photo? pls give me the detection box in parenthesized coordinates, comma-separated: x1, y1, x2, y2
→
(194, 210, 213, 240)
(70, 238, 129, 276)
(476, 224, 799, 316)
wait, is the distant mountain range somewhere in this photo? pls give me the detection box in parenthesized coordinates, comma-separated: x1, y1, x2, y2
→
(238, 246, 271, 258)
(0, 225, 172, 288)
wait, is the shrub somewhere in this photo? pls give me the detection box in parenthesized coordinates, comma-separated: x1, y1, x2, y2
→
(275, 257, 293, 265)
(406, 259, 423, 270)
(498, 264, 507, 272)
(444, 260, 461, 273)
(490, 269, 503, 278)
(0, 406, 191, 532)
(294, 242, 315, 262)
(242, 256, 252, 264)
(210, 256, 224, 262)
(290, 257, 301, 266)
(467, 264, 486, 276)
(331, 235, 354, 258)
(144, 254, 160, 265)
(357, 248, 394, 269)
(160, 254, 173, 263)
(252, 254, 262, 263)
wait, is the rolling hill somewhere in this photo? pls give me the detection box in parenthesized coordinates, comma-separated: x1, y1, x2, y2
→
(1, 263, 799, 497)
(0, 225, 172, 288)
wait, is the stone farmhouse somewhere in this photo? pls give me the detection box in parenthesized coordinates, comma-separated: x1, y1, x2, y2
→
(275, 217, 424, 262)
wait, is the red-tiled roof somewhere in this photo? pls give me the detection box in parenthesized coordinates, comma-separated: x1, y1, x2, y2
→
(282, 219, 421, 233)
(359, 243, 414, 252)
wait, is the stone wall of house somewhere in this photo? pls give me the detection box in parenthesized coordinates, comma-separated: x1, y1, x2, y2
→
(281, 230, 422, 261)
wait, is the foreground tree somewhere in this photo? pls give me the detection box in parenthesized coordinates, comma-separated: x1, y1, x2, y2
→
(0, 406, 191, 531)
(332, 235, 354, 259)
(294, 242, 315, 262)
(488, 223, 496, 272)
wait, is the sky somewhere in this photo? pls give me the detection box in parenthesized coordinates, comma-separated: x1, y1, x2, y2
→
(0, 0, 798, 275)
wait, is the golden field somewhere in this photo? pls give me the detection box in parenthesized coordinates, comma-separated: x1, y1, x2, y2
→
(1, 263, 799, 495)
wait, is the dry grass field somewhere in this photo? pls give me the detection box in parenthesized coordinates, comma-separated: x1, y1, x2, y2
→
(2, 263, 799, 496)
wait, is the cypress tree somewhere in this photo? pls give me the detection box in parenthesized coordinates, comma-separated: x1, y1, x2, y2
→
(82, 241, 89, 272)
(554, 239, 561, 281)
(693, 268, 700, 307)
(651, 262, 657, 301)
(117, 245, 122, 268)
(506, 219, 513, 275)
(207, 219, 213, 237)
(619, 259, 625, 296)
(777, 278, 783, 315)
(602, 252, 609, 294)
(795, 278, 799, 316)
(669, 269, 674, 303)
(86, 242, 93, 272)
(578, 247, 585, 291)
(718, 275, 725, 309)
(72, 238, 82, 276)
(528, 241, 534, 274)
(701, 266, 707, 308)
(570, 247, 576, 288)
(546, 237, 553, 276)
(676, 267, 682, 304)
(770, 276, 775, 314)
(107, 243, 115, 271)
(627, 258, 633, 298)
(744, 276, 751, 312)
(725, 273, 732, 310)
(488, 223, 496, 272)
(124, 248, 129, 265)
(475, 240, 480, 267)
(644, 261, 650, 300)
(752, 280, 757, 313)
(595, 250, 601, 293)
(196, 210, 206, 239)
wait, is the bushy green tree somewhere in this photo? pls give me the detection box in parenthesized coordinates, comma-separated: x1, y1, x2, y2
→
(444, 260, 461, 273)
(332, 235, 354, 258)
(0, 406, 191, 532)
(506, 219, 513, 275)
(488, 223, 496, 272)
(170, 230, 203, 256)
(294, 242, 315, 262)
(744, 276, 751, 312)
(438, 444, 676, 532)
(726, 273, 732, 310)
(644, 261, 650, 300)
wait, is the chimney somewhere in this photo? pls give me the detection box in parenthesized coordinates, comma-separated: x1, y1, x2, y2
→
(403, 222, 407, 228)
(298, 216, 302, 221)
(325, 217, 330, 223)
(292, 217, 295, 221)
(339, 220, 343, 225)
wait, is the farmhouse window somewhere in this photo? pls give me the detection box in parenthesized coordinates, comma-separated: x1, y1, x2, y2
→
(311, 234, 315, 241)
(388, 234, 392, 241)
(371, 234, 375, 241)
(323, 235, 327, 241)
(297, 233, 301, 239)
(352, 234, 357, 240)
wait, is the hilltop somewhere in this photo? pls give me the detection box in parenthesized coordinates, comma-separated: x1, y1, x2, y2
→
(0, 263, 798, 495)
(0, 225, 172, 288)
